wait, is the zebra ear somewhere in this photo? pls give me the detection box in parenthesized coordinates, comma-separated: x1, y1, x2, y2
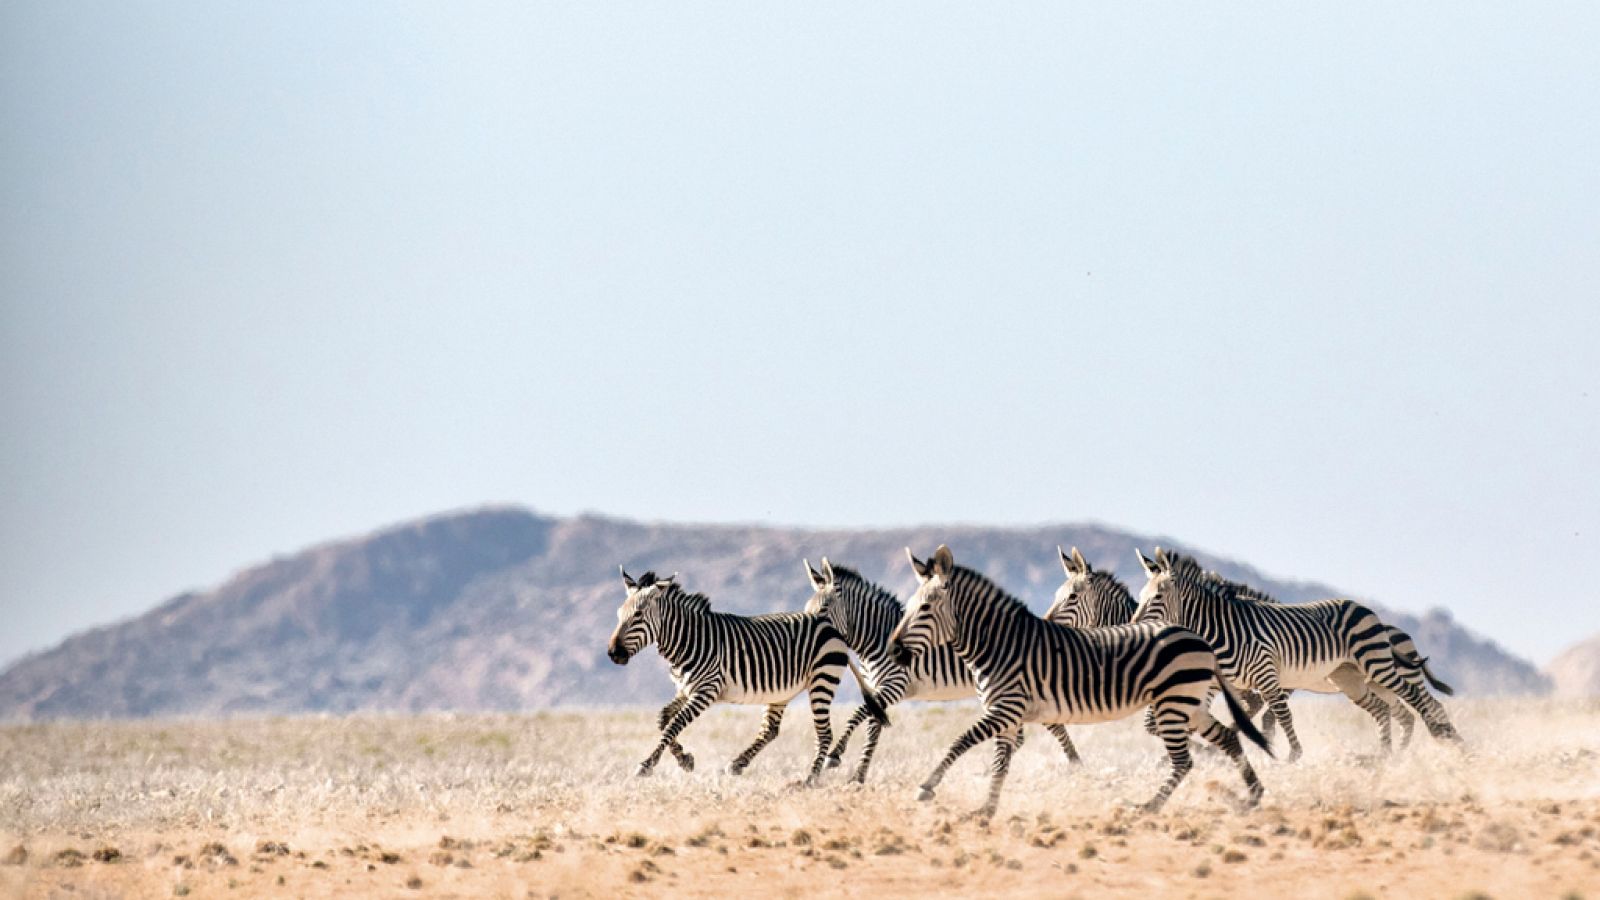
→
(1058, 546, 1075, 576)
(1154, 547, 1171, 568)
(620, 565, 637, 590)
(820, 557, 836, 584)
(1071, 546, 1089, 573)
(804, 558, 826, 590)
(658, 571, 678, 586)
(931, 544, 954, 577)
(1137, 549, 1160, 576)
(906, 547, 930, 582)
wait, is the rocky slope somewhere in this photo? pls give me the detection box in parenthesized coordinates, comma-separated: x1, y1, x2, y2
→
(1544, 634, 1600, 698)
(0, 507, 1551, 719)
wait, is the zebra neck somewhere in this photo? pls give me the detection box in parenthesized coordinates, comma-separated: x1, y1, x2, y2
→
(1173, 592, 1232, 646)
(653, 607, 711, 668)
(844, 598, 903, 662)
(951, 600, 1029, 671)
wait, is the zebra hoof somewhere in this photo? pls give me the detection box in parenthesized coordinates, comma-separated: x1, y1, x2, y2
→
(678, 754, 695, 772)
(824, 754, 842, 769)
(727, 761, 748, 776)
(916, 787, 936, 803)
(635, 763, 654, 778)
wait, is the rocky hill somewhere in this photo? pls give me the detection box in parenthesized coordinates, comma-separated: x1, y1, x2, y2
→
(1544, 634, 1600, 698)
(0, 507, 1551, 719)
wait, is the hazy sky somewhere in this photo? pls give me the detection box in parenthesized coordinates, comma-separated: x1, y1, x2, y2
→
(3, 4, 1597, 668)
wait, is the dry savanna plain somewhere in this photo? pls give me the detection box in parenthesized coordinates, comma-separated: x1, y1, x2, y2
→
(2, 699, 1598, 899)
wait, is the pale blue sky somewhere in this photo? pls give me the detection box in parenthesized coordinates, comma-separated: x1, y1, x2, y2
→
(2, 3, 1597, 667)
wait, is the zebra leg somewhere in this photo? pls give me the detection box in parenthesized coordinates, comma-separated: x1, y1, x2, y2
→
(1238, 690, 1278, 742)
(804, 679, 840, 785)
(1142, 699, 1197, 813)
(839, 673, 905, 780)
(1142, 705, 1159, 736)
(655, 695, 695, 772)
(1194, 712, 1264, 810)
(1366, 682, 1412, 750)
(1255, 673, 1303, 762)
(916, 705, 1025, 802)
(729, 703, 786, 775)
(1328, 665, 1391, 754)
(826, 706, 873, 769)
(849, 717, 885, 784)
(640, 687, 717, 776)
(1391, 697, 1417, 748)
(972, 724, 1023, 821)
(1045, 724, 1082, 764)
(1372, 667, 1462, 745)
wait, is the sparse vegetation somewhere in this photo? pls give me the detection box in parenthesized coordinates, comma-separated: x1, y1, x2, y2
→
(0, 699, 1594, 896)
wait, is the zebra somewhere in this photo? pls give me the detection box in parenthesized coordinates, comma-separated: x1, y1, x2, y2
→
(1190, 562, 1454, 750)
(801, 557, 1081, 784)
(1046, 546, 1454, 749)
(606, 567, 890, 783)
(1131, 547, 1461, 761)
(885, 545, 1271, 818)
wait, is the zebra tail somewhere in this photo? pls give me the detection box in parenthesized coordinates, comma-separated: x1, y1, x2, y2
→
(1216, 674, 1274, 757)
(848, 659, 892, 728)
(1419, 659, 1455, 696)
(1394, 648, 1456, 696)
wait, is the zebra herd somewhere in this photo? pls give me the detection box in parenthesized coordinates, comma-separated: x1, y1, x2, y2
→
(605, 544, 1462, 817)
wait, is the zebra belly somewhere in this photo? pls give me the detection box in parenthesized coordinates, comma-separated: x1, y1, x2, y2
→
(1024, 696, 1147, 725)
(717, 683, 806, 705)
(1276, 661, 1352, 693)
(902, 680, 976, 703)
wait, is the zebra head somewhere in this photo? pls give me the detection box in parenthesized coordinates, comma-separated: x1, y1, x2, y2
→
(607, 566, 677, 665)
(1131, 547, 1177, 624)
(887, 545, 957, 666)
(801, 556, 845, 634)
(1046, 546, 1134, 628)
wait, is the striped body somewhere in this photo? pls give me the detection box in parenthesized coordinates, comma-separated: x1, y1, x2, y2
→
(886, 546, 1270, 818)
(607, 570, 887, 781)
(803, 561, 1081, 782)
(1133, 550, 1461, 759)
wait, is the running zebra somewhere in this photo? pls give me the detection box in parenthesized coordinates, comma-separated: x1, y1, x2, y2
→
(886, 545, 1271, 818)
(1193, 562, 1454, 750)
(606, 567, 890, 783)
(1132, 547, 1461, 761)
(802, 558, 1081, 784)
(1046, 547, 1454, 748)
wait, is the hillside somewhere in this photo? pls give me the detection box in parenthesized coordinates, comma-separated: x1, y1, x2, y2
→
(1545, 634, 1600, 698)
(0, 507, 1551, 719)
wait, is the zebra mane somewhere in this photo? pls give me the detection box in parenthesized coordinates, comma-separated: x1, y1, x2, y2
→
(1204, 570, 1280, 604)
(829, 564, 904, 612)
(952, 565, 1031, 617)
(1087, 568, 1135, 602)
(657, 583, 711, 614)
(1165, 553, 1279, 605)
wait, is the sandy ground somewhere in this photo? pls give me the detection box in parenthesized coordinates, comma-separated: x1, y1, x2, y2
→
(1, 699, 1597, 898)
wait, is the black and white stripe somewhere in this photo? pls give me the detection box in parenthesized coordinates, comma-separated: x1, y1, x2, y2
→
(801, 558, 1081, 784)
(1132, 548, 1461, 760)
(606, 567, 889, 782)
(886, 545, 1271, 818)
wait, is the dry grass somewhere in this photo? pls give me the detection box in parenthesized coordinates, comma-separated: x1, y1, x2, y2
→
(1, 698, 1597, 898)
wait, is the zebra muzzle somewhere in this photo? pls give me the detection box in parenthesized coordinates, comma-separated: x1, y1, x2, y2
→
(607, 645, 631, 665)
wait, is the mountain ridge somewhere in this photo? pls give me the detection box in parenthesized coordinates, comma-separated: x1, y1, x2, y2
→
(0, 506, 1551, 719)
